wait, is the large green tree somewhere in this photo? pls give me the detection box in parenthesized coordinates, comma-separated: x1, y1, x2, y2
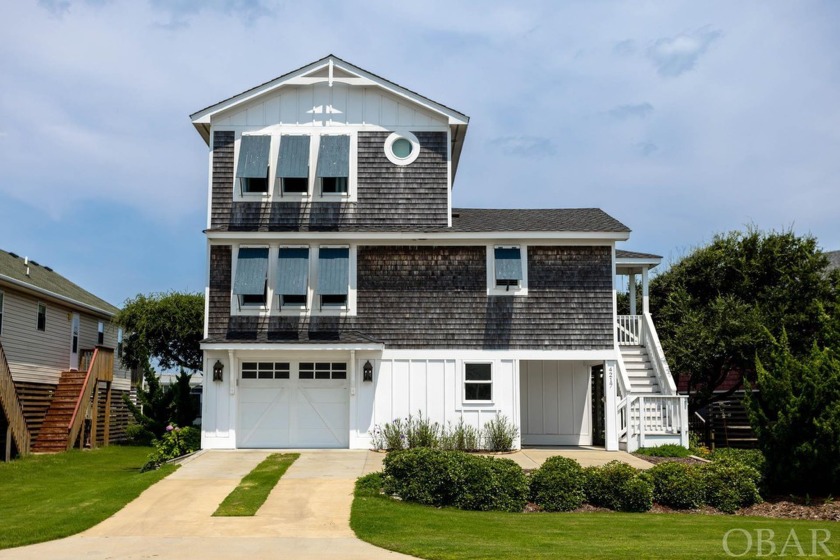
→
(115, 291, 204, 372)
(650, 229, 840, 411)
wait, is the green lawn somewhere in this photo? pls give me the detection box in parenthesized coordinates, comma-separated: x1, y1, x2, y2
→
(0, 446, 176, 550)
(213, 453, 299, 516)
(352, 490, 839, 560)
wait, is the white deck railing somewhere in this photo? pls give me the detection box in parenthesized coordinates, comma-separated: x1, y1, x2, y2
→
(622, 394, 689, 452)
(616, 315, 642, 345)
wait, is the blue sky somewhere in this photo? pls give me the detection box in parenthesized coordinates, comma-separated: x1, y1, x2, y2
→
(1, 1, 839, 307)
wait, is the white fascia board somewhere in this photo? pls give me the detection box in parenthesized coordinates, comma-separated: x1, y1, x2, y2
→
(379, 349, 619, 361)
(205, 231, 630, 242)
(0, 275, 116, 318)
(616, 257, 661, 267)
(190, 56, 468, 129)
(200, 342, 385, 352)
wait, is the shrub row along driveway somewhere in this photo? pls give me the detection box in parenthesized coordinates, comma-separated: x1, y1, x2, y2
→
(0, 450, 411, 560)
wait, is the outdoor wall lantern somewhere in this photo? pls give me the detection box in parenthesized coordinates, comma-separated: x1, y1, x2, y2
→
(213, 360, 224, 383)
(363, 360, 373, 382)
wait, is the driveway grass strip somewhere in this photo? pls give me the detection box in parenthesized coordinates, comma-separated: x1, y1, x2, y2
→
(351, 481, 840, 560)
(0, 446, 177, 550)
(213, 453, 299, 516)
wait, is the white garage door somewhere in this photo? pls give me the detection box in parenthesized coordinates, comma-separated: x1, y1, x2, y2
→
(238, 361, 349, 448)
(520, 361, 592, 446)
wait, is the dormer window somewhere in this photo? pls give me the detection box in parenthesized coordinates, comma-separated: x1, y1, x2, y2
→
(277, 247, 309, 309)
(233, 247, 269, 308)
(316, 135, 350, 195)
(277, 135, 310, 195)
(236, 135, 271, 194)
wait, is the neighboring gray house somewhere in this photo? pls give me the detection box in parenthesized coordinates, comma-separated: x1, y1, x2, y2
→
(192, 55, 687, 452)
(0, 249, 131, 458)
(826, 250, 840, 272)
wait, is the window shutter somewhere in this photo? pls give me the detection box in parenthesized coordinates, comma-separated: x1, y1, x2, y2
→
(318, 248, 349, 296)
(494, 247, 523, 281)
(276, 248, 309, 295)
(236, 136, 271, 178)
(316, 135, 350, 178)
(233, 248, 269, 295)
(276, 136, 310, 178)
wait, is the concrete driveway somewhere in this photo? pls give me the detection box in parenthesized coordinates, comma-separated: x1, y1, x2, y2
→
(0, 450, 411, 560)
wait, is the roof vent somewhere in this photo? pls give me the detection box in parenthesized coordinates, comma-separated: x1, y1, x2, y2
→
(44, 266, 53, 272)
(24, 256, 30, 277)
(9, 252, 18, 258)
(451, 212, 460, 218)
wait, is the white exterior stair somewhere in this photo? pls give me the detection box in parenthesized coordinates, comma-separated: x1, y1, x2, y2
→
(620, 345, 660, 394)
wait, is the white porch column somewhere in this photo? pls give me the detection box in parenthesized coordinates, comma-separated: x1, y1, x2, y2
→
(604, 360, 619, 451)
(642, 267, 650, 314)
(629, 273, 637, 315)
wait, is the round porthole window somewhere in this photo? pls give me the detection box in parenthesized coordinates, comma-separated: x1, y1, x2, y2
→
(384, 131, 420, 166)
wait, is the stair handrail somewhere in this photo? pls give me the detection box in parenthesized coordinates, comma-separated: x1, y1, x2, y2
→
(0, 340, 31, 457)
(641, 312, 677, 395)
(66, 347, 114, 450)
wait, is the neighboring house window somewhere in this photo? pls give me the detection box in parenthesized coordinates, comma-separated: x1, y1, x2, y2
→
(464, 363, 492, 402)
(97, 321, 104, 345)
(487, 245, 528, 295)
(236, 135, 271, 194)
(318, 247, 349, 308)
(299, 362, 347, 380)
(277, 247, 309, 309)
(241, 362, 290, 380)
(316, 135, 350, 195)
(0, 291, 4, 335)
(117, 328, 124, 359)
(36, 302, 46, 331)
(277, 135, 310, 195)
(233, 247, 269, 308)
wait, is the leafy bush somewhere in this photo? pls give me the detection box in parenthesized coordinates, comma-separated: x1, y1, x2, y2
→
(439, 418, 481, 451)
(583, 461, 653, 512)
(483, 414, 518, 452)
(529, 456, 586, 512)
(355, 472, 384, 497)
(711, 448, 766, 479)
(406, 412, 441, 449)
(382, 448, 527, 512)
(142, 425, 201, 471)
(701, 461, 762, 513)
(648, 462, 705, 509)
(123, 423, 155, 446)
(380, 418, 408, 451)
(635, 444, 691, 458)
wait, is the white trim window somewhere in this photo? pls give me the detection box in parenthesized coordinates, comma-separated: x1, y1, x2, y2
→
(463, 362, 493, 402)
(383, 130, 421, 166)
(0, 290, 4, 335)
(316, 134, 351, 197)
(316, 246, 350, 310)
(36, 302, 46, 332)
(232, 246, 270, 312)
(117, 328, 124, 359)
(276, 246, 310, 311)
(242, 361, 290, 380)
(487, 245, 528, 296)
(235, 134, 271, 196)
(299, 362, 347, 380)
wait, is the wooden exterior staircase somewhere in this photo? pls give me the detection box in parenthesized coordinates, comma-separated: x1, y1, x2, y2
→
(32, 347, 114, 453)
(0, 340, 31, 460)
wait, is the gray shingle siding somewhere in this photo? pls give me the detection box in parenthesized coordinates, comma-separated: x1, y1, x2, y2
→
(208, 245, 232, 340)
(209, 131, 449, 231)
(206, 245, 614, 350)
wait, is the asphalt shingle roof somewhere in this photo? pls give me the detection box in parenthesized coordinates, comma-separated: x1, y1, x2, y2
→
(616, 250, 662, 260)
(0, 249, 118, 315)
(447, 208, 630, 233)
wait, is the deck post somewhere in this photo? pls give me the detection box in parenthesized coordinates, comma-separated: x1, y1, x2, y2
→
(103, 381, 112, 447)
(642, 267, 650, 315)
(680, 397, 689, 448)
(90, 382, 99, 449)
(629, 274, 636, 316)
(638, 396, 646, 449)
(5, 425, 11, 461)
(604, 360, 618, 451)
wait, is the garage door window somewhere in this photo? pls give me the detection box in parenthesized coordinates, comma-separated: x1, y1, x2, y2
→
(464, 362, 492, 402)
(242, 362, 290, 379)
(299, 362, 347, 380)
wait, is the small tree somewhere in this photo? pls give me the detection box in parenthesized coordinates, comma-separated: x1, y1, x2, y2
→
(170, 370, 199, 429)
(745, 332, 840, 495)
(124, 363, 174, 437)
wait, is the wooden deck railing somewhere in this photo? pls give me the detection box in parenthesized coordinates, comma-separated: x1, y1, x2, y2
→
(67, 347, 114, 451)
(0, 341, 31, 459)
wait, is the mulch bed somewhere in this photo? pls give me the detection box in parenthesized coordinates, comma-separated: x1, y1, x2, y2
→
(631, 454, 709, 465)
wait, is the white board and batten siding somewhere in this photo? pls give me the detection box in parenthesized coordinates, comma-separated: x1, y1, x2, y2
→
(0, 288, 130, 388)
(212, 84, 446, 130)
(520, 360, 592, 446)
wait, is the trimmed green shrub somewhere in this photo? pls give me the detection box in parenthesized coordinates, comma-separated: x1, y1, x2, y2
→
(701, 461, 762, 513)
(711, 448, 766, 478)
(124, 423, 155, 446)
(583, 461, 653, 512)
(142, 425, 201, 471)
(483, 414, 518, 452)
(529, 456, 586, 512)
(635, 444, 691, 458)
(648, 462, 705, 509)
(355, 472, 384, 497)
(382, 448, 527, 512)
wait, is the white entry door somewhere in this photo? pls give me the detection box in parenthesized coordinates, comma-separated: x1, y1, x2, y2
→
(238, 361, 349, 448)
(69, 313, 80, 370)
(520, 361, 592, 446)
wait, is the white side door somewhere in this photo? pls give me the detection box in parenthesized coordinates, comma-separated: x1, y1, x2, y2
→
(70, 313, 80, 370)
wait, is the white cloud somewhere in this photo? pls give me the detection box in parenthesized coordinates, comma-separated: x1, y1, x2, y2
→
(609, 103, 654, 120)
(647, 27, 722, 77)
